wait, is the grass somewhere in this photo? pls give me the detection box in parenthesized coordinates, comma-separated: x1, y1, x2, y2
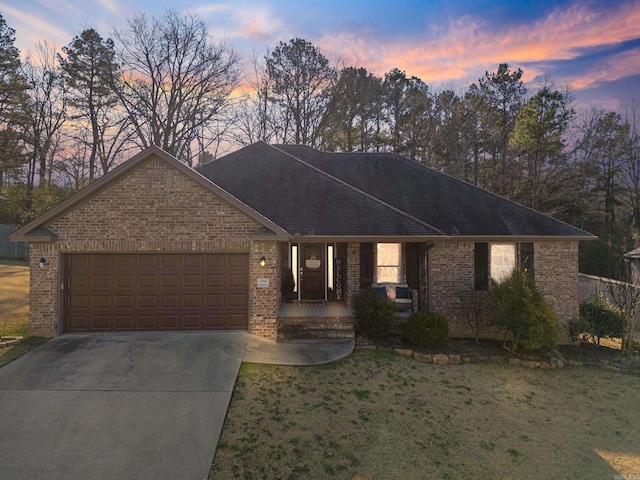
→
(0, 260, 49, 366)
(0, 259, 30, 338)
(210, 349, 640, 480)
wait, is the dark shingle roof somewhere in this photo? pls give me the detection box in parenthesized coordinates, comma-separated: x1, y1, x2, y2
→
(198, 142, 592, 238)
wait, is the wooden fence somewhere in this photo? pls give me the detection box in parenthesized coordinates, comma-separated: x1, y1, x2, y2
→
(0, 224, 28, 260)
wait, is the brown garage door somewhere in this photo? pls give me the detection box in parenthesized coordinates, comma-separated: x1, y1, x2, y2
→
(64, 253, 248, 332)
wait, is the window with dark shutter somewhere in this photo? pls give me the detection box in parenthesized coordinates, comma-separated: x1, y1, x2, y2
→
(520, 242, 534, 279)
(474, 242, 489, 291)
(360, 243, 374, 289)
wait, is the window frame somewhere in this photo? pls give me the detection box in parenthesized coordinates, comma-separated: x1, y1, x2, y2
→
(375, 243, 402, 283)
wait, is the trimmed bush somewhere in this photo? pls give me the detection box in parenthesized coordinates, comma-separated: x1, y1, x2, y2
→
(489, 269, 561, 352)
(569, 293, 623, 344)
(352, 287, 395, 341)
(406, 310, 449, 348)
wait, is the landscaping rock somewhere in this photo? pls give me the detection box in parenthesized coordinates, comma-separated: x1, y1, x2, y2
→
(508, 358, 521, 366)
(539, 361, 551, 369)
(432, 354, 450, 366)
(413, 352, 432, 363)
(489, 355, 506, 363)
(393, 348, 413, 358)
(449, 354, 461, 365)
(567, 359, 583, 367)
(520, 361, 539, 369)
(462, 356, 473, 363)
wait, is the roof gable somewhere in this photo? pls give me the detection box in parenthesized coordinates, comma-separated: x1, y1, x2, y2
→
(10, 145, 289, 242)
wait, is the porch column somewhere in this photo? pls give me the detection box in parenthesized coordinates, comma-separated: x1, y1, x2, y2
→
(346, 242, 360, 306)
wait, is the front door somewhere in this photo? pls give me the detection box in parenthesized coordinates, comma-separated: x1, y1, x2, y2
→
(300, 244, 325, 300)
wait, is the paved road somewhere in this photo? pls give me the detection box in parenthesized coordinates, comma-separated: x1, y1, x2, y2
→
(0, 332, 250, 480)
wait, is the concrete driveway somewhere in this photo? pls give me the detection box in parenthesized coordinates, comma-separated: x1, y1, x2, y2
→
(0, 332, 251, 480)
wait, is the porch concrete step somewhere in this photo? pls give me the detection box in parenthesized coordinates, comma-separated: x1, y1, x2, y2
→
(277, 316, 355, 340)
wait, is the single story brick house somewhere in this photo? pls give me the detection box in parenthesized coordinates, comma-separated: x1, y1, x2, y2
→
(11, 142, 594, 340)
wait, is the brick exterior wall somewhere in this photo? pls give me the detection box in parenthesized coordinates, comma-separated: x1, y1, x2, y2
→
(28, 155, 279, 339)
(535, 241, 579, 325)
(428, 240, 580, 340)
(429, 241, 477, 337)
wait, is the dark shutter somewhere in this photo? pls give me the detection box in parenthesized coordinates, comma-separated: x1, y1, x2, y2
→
(360, 243, 374, 289)
(520, 242, 534, 279)
(405, 243, 419, 290)
(474, 242, 489, 291)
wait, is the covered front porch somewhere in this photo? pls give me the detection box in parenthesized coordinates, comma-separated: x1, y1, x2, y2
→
(277, 301, 355, 340)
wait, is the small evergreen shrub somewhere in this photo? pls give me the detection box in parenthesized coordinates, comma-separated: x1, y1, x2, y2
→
(352, 287, 395, 341)
(406, 310, 449, 348)
(489, 269, 561, 352)
(569, 293, 623, 344)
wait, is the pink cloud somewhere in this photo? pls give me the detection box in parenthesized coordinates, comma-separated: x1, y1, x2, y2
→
(318, 1, 640, 88)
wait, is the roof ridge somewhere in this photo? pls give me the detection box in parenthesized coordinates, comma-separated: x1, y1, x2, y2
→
(268, 144, 446, 236)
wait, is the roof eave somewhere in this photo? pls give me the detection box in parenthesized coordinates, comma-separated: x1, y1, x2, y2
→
(288, 234, 597, 242)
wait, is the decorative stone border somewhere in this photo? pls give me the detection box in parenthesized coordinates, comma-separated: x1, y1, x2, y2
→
(386, 347, 566, 369)
(0, 336, 23, 348)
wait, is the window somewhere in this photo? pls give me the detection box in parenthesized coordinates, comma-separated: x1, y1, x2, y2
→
(490, 243, 516, 282)
(291, 244, 298, 293)
(475, 242, 517, 290)
(376, 243, 401, 283)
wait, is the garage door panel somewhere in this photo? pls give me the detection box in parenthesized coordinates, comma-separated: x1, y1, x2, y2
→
(207, 274, 224, 287)
(138, 255, 156, 268)
(64, 253, 248, 332)
(205, 314, 224, 327)
(92, 275, 111, 289)
(184, 315, 203, 328)
(228, 274, 247, 287)
(115, 275, 135, 288)
(115, 296, 134, 308)
(70, 295, 89, 309)
(92, 296, 111, 308)
(138, 316, 157, 329)
(184, 275, 202, 287)
(138, 275, 157, 288)
(92, 316, 111, 330)
(228, 314, 248, 328)
(160, 315, 179, 328)
(138, 295, 156, 308)
(114, 255, 135, 268)
(206, 294, 224, 307)
(161, 295, 180, 308)
(228, 294, 248, 307)
(161, 255, 180, 267)
(114, 316, 134, 329)
(184, 295, 202, 307)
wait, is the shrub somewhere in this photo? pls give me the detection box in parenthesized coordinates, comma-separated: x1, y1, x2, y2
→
(489, 269, 561, 352)
(406, 310, 449, 348)
(570, 293, 623, 345)
(352, 287, 395, 341)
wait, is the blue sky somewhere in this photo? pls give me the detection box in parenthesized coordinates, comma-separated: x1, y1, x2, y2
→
(2, 0, 639, 111)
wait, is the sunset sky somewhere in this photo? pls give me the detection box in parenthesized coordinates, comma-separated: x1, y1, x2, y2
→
(1, 0, 639, 111)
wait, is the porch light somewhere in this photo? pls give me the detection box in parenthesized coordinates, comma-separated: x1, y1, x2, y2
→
(259, 256, 266, 267)
(39, 257, 46, 268)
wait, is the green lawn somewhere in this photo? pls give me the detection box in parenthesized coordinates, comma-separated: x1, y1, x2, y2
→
(211, 349, 640, 480)
(0, 260, 29, 337)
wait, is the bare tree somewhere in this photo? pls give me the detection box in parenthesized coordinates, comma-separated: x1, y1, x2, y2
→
(111, 10, 240, 166)
(608, 263, 640, 355)
(22, 42, 67, 188)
